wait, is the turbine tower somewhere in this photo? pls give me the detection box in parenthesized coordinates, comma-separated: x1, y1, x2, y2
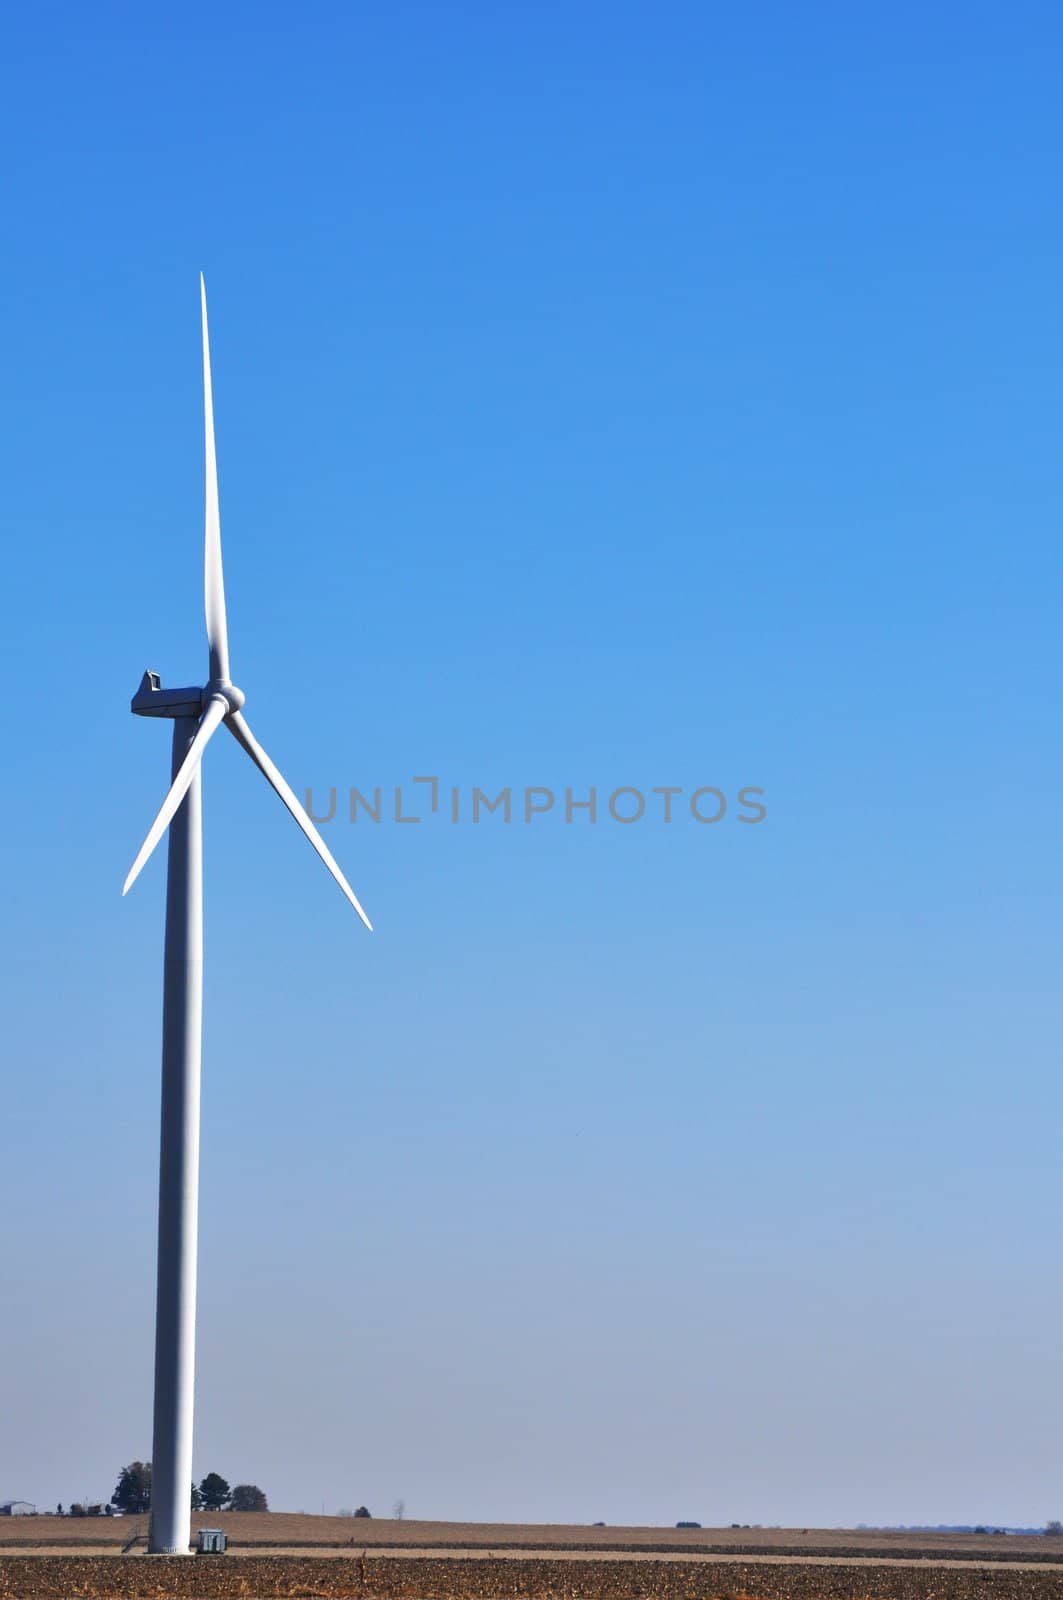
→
(124, 278, 372, 1555)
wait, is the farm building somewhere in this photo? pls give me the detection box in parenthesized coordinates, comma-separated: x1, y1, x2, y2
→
(0, 1502, 36, 1515)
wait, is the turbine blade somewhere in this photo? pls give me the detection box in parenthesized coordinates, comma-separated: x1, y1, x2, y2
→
(201, 274, 230, 683)
(225, 710, 373, 931)
(122, 697, 228, 895)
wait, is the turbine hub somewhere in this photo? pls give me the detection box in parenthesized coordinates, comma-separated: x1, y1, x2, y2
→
(204, 679, 245, 715)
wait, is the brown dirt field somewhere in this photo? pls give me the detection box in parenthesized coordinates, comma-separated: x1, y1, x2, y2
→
(3, 1520, 1060, 1565)
(3, 1554, 1063, 1600)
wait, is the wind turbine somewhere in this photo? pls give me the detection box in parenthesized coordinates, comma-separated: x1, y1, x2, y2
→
(124, 277, 372, 1554)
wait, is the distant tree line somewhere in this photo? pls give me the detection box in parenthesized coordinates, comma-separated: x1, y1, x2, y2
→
(111, 1462, 267, 1515)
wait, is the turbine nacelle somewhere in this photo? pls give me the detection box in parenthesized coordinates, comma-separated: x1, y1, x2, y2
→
(131, 671, 204, 720)
(130, 671, 244, 719)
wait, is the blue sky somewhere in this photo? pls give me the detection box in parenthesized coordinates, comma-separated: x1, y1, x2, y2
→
(2, 0, 1061, 1526)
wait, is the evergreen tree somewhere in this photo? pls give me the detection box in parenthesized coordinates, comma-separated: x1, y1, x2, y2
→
(198, 1473, 231, 1512)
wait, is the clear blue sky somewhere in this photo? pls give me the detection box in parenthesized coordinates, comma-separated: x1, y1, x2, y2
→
(2, 0, 1061, 1528)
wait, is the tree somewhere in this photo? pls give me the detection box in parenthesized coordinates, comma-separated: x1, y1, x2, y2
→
(354, 1506, 371, 1518)
(198, 1473, 231, 1512)
(229, 1484, 268, 1512)
(191, 1484, 204, 1512)
(112, 1462, 151, 1515)
(1045, 1522, 1063, 1537)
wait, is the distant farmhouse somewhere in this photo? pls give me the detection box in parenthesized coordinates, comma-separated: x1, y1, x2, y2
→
(0, 1502, 36, 1516)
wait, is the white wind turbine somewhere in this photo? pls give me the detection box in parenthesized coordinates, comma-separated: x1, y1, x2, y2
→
(124, 277, 372, 1554)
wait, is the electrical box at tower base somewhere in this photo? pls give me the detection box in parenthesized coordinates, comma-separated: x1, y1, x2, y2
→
(196, 1529, 227, 1555)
